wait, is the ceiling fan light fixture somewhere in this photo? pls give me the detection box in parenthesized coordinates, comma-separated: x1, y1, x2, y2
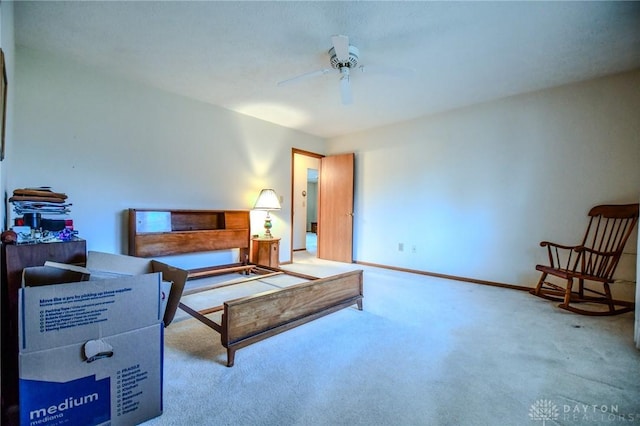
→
(329, 45, 359, 69)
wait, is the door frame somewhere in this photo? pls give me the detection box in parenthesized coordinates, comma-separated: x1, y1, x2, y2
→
(290, 148, 324, 261)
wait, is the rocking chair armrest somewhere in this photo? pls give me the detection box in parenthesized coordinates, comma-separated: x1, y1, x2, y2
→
(539, 241, 582, 270)
(574, 246, 620, 257)
(539, 241, 578, 250)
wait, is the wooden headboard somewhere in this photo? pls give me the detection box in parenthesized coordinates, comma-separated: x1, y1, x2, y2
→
(128, 209, 251, 258)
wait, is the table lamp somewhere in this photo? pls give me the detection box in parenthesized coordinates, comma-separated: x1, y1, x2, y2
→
(253, 189, 281, 238)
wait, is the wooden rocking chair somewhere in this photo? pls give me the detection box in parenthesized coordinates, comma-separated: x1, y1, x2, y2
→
(530, 203, 639, 316)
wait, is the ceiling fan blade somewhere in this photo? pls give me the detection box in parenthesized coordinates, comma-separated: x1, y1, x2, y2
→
(339, 68, 352, 105)
(277, 68, 334, 86)
(331, 35, 350, 63)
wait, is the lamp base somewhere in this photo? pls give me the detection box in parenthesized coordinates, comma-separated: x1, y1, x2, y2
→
(263, 213, 274, 238)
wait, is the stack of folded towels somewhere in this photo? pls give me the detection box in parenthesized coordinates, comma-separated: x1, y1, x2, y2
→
(9, 187, 72, 216)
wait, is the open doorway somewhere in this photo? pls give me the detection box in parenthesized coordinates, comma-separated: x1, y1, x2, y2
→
(306, 169, 318, 255)
(292, 149, 321, 259)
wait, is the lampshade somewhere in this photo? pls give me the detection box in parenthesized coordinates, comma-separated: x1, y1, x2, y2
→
(253, 189, 281, 211)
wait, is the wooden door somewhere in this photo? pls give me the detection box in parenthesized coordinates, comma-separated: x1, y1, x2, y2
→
(318, 153, 354, 262)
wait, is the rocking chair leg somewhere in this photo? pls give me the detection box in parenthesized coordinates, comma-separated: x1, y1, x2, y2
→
(559, 278, 574, 309)
(603, 283, 616, 313)
(531, 272, 547, 296)
(577, 278, 584, 299)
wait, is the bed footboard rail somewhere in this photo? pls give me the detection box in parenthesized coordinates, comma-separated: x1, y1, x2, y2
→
(221, 269, 363, 366)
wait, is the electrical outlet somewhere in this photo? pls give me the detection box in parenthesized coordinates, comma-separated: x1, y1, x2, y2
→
(398, 243, 404, 252)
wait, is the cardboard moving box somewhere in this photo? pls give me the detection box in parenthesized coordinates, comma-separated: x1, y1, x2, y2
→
(18, 251, 188, 426)
(19, 324, 163, 426)
(83, 251, 188, 327)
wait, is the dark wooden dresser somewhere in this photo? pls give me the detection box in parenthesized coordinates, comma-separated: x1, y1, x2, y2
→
(1, 240, 87, 426)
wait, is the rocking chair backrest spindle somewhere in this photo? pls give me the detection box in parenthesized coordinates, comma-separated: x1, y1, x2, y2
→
(575, 204, 639, 281)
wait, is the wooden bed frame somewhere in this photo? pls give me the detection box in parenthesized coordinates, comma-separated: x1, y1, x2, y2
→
(129, 208, 363, 366)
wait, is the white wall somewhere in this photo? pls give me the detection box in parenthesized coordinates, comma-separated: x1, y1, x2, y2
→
(0, 1, 14, 233)
(9, 47, 325, 269)
(7, 42, 640, 342)
(328, 70, 640, 291)
(8, 46, 640, 294)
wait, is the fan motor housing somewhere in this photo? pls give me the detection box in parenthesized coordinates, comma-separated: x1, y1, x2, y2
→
(329, 45, 359, 69)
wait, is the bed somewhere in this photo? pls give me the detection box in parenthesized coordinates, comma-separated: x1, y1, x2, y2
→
(128, 208, 363, 366)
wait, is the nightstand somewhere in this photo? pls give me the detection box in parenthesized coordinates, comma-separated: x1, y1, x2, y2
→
(251, 237, 280, 267)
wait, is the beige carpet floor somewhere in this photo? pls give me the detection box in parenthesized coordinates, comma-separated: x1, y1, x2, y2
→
(143, 252, 640, 426)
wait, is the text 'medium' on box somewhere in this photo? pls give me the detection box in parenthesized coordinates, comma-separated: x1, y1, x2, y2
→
(18, 269, 165, 426)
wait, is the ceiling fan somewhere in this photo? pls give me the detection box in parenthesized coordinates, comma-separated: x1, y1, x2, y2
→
(277, 35, 414, 105)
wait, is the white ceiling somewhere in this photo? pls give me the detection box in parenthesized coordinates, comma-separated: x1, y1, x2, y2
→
(14, 1, 640, 139)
